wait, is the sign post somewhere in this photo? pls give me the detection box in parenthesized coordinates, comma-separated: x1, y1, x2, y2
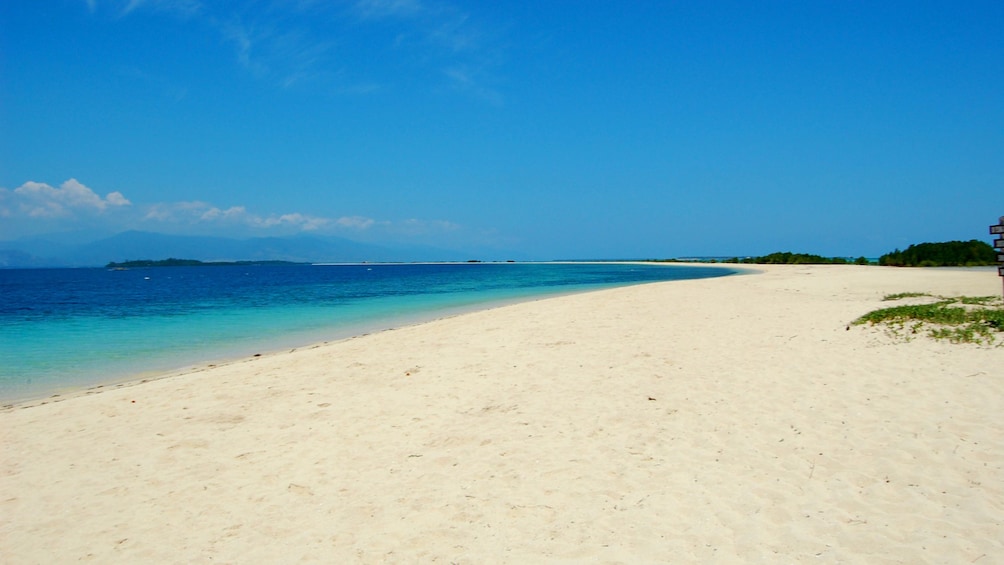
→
(992, 216, 1004, 299)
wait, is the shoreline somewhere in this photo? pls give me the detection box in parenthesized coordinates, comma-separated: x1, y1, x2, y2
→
(2, 262, 744, 408)
(2, 264, 1002, 562)
(0, 287, 626, 410)
(1, 261, 741, 407)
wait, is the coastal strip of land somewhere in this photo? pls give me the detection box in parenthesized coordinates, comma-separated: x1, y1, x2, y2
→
(2, 264, 1002, 563)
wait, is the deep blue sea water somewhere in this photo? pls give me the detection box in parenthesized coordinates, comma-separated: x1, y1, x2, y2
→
(0, 262, 736, 402)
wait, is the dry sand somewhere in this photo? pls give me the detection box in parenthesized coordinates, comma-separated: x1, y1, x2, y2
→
(2, 264, 1002, 563)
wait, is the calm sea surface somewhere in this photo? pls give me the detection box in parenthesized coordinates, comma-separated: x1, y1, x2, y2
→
(0, 262, 736, 402)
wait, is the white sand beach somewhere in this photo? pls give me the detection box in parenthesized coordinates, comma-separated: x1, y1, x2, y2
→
(2, 264, 1002, 563)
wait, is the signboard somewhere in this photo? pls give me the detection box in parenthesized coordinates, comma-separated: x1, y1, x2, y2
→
(996, 217, 1004, 298)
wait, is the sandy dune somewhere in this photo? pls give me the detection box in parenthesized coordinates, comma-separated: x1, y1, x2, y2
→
(2, 264, 1002, 563)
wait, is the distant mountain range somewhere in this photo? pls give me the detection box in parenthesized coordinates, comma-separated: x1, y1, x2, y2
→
(0, 231, 517, 267)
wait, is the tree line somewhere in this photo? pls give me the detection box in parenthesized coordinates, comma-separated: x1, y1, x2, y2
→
(877, 240, 996, 267)
(654, 239, 996, 267)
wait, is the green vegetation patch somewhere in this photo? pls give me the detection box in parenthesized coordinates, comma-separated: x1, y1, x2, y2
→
(878, 240, 996, 267)
(729, 252, 869, 265)
(650, 253, 871, 265)
(882, 292, 932, 301)
(854, 294, 1004, 345)
(960, 296, 997, 305)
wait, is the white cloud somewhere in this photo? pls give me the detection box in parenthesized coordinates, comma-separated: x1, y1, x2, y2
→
(1, 179, 473, 247)
(199, 205, 246, 222)
(139, 201, 465, 241)
(397, 218, 460, 235)
(249, 212, 331, 231)
(106, 191, 132, 207)
(143, 200, 213, 222)
(138, 204, 440, 236)
(335, 216, 376, 229)
(3, 179, 131, 218)
(138, 199, 375, 234)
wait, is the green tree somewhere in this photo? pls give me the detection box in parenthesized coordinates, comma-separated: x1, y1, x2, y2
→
(878, 240, 995, 267)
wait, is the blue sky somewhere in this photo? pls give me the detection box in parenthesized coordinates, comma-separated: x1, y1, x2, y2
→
(2, 1, 1002, 258)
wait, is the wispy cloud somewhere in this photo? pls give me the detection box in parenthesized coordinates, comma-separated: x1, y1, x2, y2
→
(217, 13, 340, 89)
(118, 0, 202, 18)
(142, 200, 351, 234)
(87, 0, 504, 100)
(353, 0, 424, 20)
(117, 66, 189, 100)
(396, 218, 460, 235)
(428, 12, 480, 53)
(122, 0, 145, 15)
(220, 20, 266, 77)
(350, 0, 488, 56)
(443, 64, 502, 105)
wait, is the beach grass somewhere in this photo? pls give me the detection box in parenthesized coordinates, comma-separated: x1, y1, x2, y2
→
(881, 292, 932, 301)
(855, 294, 1004, 344)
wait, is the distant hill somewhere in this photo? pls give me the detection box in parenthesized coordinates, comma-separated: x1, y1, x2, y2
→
(0, 249, 53, 268)
(878, 240, 996, 267)
(0, 231, 493, 267)
(76, 231, 398, 264)
(106, 258, 304, 268)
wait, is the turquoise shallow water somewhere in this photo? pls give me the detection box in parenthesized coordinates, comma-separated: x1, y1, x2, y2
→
(0, 262, 736, 402)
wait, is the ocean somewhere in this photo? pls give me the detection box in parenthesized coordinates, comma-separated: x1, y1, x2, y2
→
(0, 262, 736, 403)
